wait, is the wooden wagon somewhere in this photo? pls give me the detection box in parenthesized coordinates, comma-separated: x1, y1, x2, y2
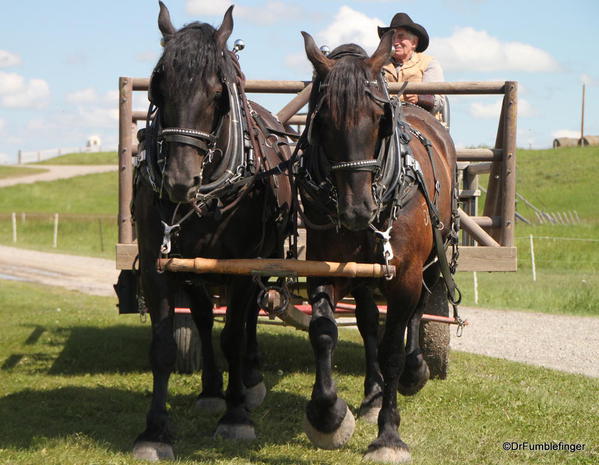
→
(115, 77, 518, 376)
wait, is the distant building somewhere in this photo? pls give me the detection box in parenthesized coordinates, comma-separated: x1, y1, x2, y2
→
(86, 136, 102, 151)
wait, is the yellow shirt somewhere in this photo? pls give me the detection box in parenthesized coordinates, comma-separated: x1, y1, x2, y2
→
(382, 53, 434, 83)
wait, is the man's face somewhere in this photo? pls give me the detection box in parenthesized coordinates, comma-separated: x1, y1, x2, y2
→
(392, 28, 417, 62)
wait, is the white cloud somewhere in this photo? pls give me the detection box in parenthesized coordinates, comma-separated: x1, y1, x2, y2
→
(66, 88, 98, 104)
(0, 118, 5, 132)
(469, 97, 534, 119)
(187, 0, 302, 25)
(0, 50, 21, 68)
(285, 52, 312, 74)
(318, 6, 382, 52)
(187, 0, 232, 16)
(581, 73, 599, 86)
(552, 129, 580, 139)
(430, 27, 560, 72)
(0, 72, 49, 108)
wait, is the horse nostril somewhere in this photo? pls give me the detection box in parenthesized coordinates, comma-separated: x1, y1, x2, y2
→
(193, 176, 202, 186)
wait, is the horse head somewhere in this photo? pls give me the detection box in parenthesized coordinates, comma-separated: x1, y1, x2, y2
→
(302, 31, 394, 231)
(150, 1, 234, 203)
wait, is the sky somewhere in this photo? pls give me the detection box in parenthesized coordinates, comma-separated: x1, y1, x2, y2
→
(1, 0, 598, 163)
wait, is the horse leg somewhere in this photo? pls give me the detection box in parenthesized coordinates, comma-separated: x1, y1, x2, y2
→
(303, 283, 355, 449)
(242, 291, 266, 411)
(187, 284, 225, 415)
(398, 264, 440, 395)
(397, 293, 431, 396)
(352, 286, 383, 423)
(363, 286, 420, 464)
(133, 270, 177, 461)
(214, 276, 258, 440)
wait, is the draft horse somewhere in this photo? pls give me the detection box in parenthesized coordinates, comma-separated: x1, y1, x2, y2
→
(131, 3, 291, 460)
(298, 31, 458, 463)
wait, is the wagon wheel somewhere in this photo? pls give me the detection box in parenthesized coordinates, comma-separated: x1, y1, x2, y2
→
(419, 279, 450, 379)
(173, 313, 202, 374)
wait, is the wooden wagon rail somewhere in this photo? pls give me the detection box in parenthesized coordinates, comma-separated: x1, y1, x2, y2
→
(117, 78, 517, 273)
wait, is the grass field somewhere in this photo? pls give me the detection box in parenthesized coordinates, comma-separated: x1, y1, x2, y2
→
(0, 146, 597, 312)
(0, 280, 597, 465)
(0, 171, 117, 259)
(32, 151, 118, 165)
(0, 165, 47, 180)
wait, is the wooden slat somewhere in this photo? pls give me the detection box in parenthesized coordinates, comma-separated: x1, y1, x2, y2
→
(453, 246, 517, 272)
(116, 243, 138, 270)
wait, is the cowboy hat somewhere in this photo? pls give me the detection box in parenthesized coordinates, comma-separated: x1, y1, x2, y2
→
(377, 13, 429, 52)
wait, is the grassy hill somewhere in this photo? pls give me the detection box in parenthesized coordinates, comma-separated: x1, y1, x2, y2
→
(0, 165, 47, 180)
(32, 151, 118, 165)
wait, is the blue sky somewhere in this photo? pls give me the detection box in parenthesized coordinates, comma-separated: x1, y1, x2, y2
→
(1, 0, 598, 163)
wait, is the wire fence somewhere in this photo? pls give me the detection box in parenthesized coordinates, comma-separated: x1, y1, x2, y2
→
(1, 212, 117, 256)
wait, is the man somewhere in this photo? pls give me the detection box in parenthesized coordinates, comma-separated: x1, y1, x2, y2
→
(378, 13, 445, 116)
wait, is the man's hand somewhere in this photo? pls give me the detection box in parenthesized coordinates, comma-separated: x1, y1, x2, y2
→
(403, 94, 418, 104)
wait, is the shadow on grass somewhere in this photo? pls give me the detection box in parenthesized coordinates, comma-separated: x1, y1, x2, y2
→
(46, 324, 150, 375)
(0, 385, 314, 463)
(9, 322, 367, 377)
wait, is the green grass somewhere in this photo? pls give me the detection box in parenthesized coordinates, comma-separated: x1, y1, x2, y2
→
(0, 171, 118, 259)
(0, 165, 47, 180)
(0, 146, 598, 311)
(0, 280, 597, 465)
(32, 151, 118, 165)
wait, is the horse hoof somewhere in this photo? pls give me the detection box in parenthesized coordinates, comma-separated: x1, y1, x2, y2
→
(195, 396, 226, 415)
(303, 405, 355, 450)
(398, 361, 430, 397)
(214, 423, 256, 441)
(363, 446, 411, 464)
(132, 441, 175, 461)
(358, 405, 381, 424)
(244, 381, 266, 411)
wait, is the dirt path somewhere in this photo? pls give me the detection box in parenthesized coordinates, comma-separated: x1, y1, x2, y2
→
(0, 164, 118, 188)
(0, 245, 118, 296)
(0, 243, 597, 378)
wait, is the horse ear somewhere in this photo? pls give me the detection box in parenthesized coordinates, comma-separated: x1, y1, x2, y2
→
(302, 31, 333, 77)
(215, 5, 234, 50)
(366, 30, 394, 73)
(158, 1, 176, 41)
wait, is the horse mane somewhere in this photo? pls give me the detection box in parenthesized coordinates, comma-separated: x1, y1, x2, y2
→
(155, 22, 235, 99)
(317, 44, 370, 130)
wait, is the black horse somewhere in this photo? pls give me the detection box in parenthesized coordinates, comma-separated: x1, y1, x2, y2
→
(131, 2, 292, 460)
(298, 32, 459, 463)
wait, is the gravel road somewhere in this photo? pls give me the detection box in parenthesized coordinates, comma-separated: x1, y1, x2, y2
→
(0, 244, 597, 378)
(0, 164, 118, 188)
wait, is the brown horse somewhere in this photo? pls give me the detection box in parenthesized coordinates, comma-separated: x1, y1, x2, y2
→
(131, 3, 291, 460)
(298, 32, 457, 462)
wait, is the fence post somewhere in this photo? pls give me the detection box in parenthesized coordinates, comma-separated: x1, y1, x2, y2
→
(12, 212, 17, 243)
(473, 271, 479, 304)
(17, 150, 22, 164)
(529, 234, 536, 282)
(53, 213, 59, 248)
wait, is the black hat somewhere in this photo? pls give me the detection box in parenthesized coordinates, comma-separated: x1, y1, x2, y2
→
(377, 13, 429, 53)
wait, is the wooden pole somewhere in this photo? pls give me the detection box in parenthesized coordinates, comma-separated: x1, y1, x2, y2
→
(529, 234, 537, 282)
(11, 212, 17, 243)
(500, 81, 518, 247)
(276, 84, 312, 125)
(158, 257, 396, 279)
(118, 77, 134, 244)
(581, 83, 586, 143)
(458, 209, 501, 247)
(52, 213, 59, 248)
